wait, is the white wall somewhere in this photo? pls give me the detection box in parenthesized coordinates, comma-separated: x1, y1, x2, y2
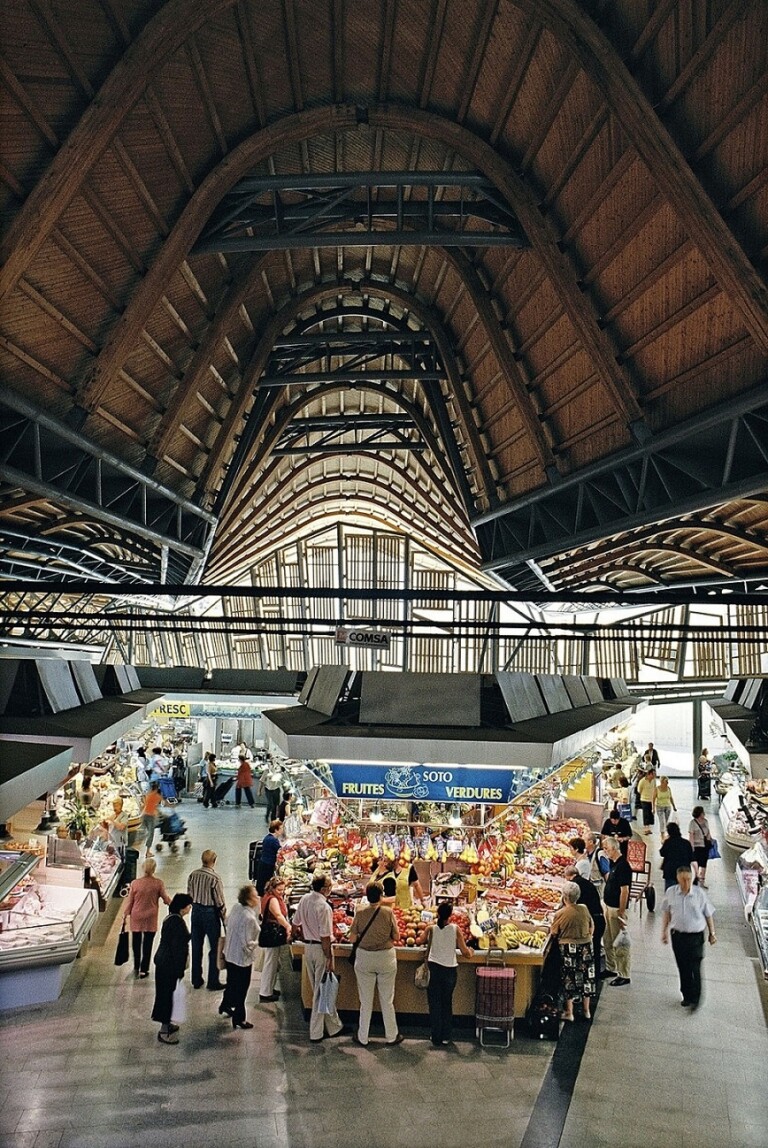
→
(629, 701, 694, 776)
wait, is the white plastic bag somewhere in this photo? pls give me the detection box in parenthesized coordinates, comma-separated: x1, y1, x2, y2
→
(171, 980, 187, 1023)
(614, 929, 631, 950)
(314, 970, 339, 1015)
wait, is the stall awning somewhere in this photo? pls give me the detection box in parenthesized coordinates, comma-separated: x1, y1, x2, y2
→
(262, 697, 640, 770)
(0, 741, 73, 823)
(0, 696, 151, 762)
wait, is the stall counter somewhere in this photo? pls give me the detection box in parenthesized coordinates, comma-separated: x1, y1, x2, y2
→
(290, 942, 545, 1019)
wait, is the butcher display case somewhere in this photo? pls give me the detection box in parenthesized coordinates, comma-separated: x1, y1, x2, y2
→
(0, 849, 98, 1008)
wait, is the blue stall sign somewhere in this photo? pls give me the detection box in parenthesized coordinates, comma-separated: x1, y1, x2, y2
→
(327, 762, 526, 804)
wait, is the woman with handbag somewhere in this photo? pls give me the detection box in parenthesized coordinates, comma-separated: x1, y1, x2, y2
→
(416, 901, 472, 1046)
(219, 884, 260, 1029)
(259, 876, 291, 1002)
(549, 881, 596, 1021)
(151, 893, 192, 1045)
(689, 806, 713, 888)
(122, 857, 171, 977)
(347, 881, 403, 1046)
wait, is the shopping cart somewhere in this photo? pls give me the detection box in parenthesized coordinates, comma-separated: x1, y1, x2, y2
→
(155, 810, 190, 853)
(157, 775, 179, 804)
(475, 949, 515, 1047)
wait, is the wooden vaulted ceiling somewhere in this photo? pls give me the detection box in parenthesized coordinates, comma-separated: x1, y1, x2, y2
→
(1, 0, 768, 595)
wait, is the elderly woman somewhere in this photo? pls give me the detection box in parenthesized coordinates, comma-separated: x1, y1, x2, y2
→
(122, 857, 171, 977)
(549, 881, 596, 1021)
(219, 884, 260, 1030)
(152, 893, 192, 1045)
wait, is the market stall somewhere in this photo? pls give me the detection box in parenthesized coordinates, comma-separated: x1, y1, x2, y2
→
(0, 847, 98, 1009)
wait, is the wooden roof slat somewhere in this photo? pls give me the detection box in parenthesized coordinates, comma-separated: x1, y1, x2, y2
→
(522, 0, 768, 353)
(656, 0, 751, 113)
(17, 279, 98, 353)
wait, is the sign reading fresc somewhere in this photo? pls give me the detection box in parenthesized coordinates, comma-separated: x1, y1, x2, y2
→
(335, 627, 391, 650)
(327, 762, 519, 804)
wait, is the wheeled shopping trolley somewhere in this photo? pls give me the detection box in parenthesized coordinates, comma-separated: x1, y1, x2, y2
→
(475, 952, 515, 1048)
(157, 775, 179, 804)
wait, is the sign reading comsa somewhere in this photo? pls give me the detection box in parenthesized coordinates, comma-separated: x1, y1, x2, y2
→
(335, 627, 391, 650)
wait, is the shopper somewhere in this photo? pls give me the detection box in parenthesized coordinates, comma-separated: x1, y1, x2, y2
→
(568, 838, 592, 879)
(370, 858, 398, 904)
(139, 782, 163, 857)
(258, 876, 292, 1001)
(277, 790, 293, 822)
(659, 822, 694, 890)
(122, 857, 171, 977)
(660, 866, 716, 1009)
(292, 872, 349, 1043)
(601, 836, 631, 986)
(637, 768, 658, 835)
(202, 752, 219, 809)
(646, 742, 660, 768)
(102, 797, 129, 861)
(259, 762, 283, 823)
(348, 880, 403, 1046)
(564, 865, 606, 981)
(152, 893, 192, 1045)
(149, 747, 168, 780)
(654, 776, 677, 835)
(697, 751, 713, 800)
(600, 807, 632, 856)
(187, 849, 227, 990)
(219, 884, 260, 1029)
(689, 807, 713, 888)
(417, 901, 472, 1046)
(549, 881, 596, 1021)
(255, 820, 283, 895)
(234, 754, 255, 809)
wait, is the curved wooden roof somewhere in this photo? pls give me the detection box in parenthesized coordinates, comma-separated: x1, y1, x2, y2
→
(1, 0, 767, 594)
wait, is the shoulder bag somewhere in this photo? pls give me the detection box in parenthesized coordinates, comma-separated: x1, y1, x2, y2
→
(414, 926, 433, 989)
(349, 906, 380, 968)
(258, 902, 287, 948)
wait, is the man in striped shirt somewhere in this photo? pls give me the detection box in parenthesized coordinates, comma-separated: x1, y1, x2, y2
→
(187, 849, 227, 990)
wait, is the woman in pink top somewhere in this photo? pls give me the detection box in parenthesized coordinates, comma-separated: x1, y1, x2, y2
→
(122, 858, 171, 977)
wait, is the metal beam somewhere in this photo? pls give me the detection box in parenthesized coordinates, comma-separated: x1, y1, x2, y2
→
(194, 170, 529, 254)
(0, 391, 216, 583)
(3, 582, 767, 607)
(272, 442, 426, 455)
(473, 383, 768, 575)
(258, 369, 446, 386)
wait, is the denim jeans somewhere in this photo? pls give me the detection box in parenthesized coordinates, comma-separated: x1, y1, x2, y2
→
(191, 904, 221, 988)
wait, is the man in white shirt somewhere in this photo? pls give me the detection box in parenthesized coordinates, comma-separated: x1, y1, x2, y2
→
(292, 873, 349, 1043)
(660, 866, 716, 1009)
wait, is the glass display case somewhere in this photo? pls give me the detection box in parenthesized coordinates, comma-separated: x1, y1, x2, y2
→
(45, 834, 123, 905)
(0, 852, 98, 974)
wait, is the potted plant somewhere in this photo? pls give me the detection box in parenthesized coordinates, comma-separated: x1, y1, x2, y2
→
(62, 801, 95, 841)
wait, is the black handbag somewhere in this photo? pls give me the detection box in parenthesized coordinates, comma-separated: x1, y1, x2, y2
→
(349, 906, 380, 968)
(258, 917, 288, 948)
(114, 924, 129, 966)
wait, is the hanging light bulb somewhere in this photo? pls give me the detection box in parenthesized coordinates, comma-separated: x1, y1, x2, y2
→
(448, 809, 462, 828)
(369, 806, 384, 823)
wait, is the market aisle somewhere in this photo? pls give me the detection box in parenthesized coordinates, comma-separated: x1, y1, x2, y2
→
(560, 781, 768, 1148)
(1, 788, 766, 1148)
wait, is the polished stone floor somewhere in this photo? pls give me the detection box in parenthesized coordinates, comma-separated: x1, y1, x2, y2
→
(1, 782, 766, 1148)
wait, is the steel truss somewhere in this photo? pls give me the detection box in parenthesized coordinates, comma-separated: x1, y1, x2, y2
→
(473, 384, 768, 582)
(193, 172, 530, 255)
(0, 391, 217, 584)
(273, 414, 424, 456)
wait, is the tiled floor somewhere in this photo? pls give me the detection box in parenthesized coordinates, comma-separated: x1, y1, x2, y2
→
(1, 783, 766, 1148)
